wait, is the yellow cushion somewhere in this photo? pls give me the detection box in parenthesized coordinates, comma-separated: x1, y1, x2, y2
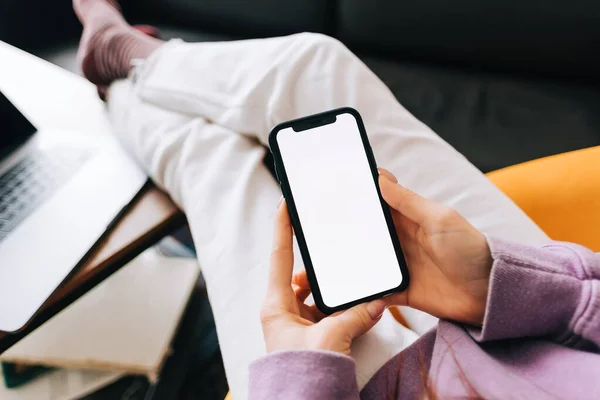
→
(487, 146, 600, 251)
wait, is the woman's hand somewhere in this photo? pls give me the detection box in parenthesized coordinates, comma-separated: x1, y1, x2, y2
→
(294, 169, 493, 326)
(260, 198, 386, 355)
(378, 169, 492, 325)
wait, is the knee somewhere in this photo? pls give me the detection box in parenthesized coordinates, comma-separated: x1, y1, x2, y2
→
(297, 32, 346, 50)
(290, 32, 351, 59)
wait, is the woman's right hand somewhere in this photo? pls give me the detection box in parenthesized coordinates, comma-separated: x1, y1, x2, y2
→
(375, 169, 493, 326)
(294, 169, 493, 326)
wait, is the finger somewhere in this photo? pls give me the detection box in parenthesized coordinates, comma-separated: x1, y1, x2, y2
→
(382, 291, 408, 308)
(377, 168, 398, 183)
(267, 199, 295, 301)
(297, 302, 327, 323)
(305, 303, 328, 322)
(292, 269, 310, 290)
(378, 174, 443, 226)
(391, 209, 419, 240)
(294, 287, 312, 303)
(297, 302, 318, 322)
(330, 300, 386, 340)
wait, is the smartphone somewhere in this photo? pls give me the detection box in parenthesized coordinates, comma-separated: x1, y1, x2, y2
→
(269, 107, 409, 314)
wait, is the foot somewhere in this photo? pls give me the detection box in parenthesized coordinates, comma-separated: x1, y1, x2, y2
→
(74, 0, 162, 86)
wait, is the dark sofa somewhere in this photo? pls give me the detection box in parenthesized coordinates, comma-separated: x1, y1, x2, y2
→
(2, 0, 599, 172)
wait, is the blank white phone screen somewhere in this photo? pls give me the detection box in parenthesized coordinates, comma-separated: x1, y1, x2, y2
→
(277, 112, 403, 308)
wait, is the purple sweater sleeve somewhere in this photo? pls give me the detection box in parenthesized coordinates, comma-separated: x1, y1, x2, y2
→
(470, 237, 600, 348)
(248, 350, 359, 400)
(248, 239, 600, 399)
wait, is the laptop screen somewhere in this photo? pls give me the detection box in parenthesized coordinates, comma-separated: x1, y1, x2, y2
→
(0, 90, 37, 161)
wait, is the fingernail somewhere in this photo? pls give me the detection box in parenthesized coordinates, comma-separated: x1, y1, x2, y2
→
(277, 196, 284, 208)
(367, 300, 386, 320)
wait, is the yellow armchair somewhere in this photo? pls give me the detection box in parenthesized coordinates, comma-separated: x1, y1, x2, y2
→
(487, 146, 600, 251)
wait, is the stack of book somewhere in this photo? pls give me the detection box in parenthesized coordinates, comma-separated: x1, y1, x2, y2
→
(0, 245, 200, 400)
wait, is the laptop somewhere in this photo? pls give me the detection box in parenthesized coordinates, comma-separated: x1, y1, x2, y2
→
(0, 90, 147, 333)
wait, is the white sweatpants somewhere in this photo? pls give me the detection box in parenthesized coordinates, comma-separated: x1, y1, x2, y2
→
(106, 33, 548, 399)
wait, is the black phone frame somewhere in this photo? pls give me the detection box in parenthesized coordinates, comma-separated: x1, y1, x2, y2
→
(268, 107, 410, 314)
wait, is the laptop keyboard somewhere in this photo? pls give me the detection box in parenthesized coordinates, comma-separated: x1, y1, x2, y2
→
(0, 149, 91, 243)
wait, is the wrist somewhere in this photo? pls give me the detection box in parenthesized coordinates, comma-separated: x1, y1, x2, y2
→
(463, 234, 493, 325)
(461, 283, 489, 326)
(441, 232, 492, 326)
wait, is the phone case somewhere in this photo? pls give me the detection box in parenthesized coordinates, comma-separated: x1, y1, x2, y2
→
(269, 107, 410, 314)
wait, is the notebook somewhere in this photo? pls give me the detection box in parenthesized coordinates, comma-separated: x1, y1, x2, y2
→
(1, 247, 199, 382)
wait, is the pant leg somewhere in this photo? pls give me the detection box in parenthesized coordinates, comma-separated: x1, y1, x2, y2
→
(107, 71, 419, 398)
(136, 34, 547, 245)
(134, 35, 549, 334)
(106, 78, 279, 399)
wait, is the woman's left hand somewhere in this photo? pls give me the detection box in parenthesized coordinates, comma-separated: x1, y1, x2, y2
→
(260, 198, 386, 355)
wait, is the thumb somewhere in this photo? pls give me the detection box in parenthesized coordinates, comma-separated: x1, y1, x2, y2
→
(330, 300, 386, 340)
(378, 174, 442, 226)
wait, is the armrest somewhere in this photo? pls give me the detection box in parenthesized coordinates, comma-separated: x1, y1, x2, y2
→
(487, 146, 600, 251)
(0, 0, 81, 53)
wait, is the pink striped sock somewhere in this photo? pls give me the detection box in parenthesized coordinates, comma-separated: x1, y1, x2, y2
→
(74, 0, 164, 86)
